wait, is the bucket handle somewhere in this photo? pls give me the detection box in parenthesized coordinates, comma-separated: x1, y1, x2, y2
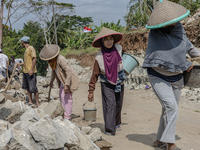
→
(83, 101, 96, 108)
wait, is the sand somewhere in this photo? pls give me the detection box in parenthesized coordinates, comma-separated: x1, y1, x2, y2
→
(71, 83, 200, 150)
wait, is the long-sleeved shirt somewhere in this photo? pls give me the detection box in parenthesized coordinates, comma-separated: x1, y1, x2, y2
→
(88, 48, 126, 92)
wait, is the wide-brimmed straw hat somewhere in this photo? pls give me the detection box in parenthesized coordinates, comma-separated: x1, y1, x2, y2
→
(40, 44, 60, 61)
(92, 27, 123, 48)
(146, 0, 190, 29)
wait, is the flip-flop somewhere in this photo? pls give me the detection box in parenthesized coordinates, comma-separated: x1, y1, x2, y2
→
(153, 141, 168, 149)
(116, 125, 121, 131)
(104, 132, 115, 136)
(169, 147, 181, 150)
(26, 103, 34, 106)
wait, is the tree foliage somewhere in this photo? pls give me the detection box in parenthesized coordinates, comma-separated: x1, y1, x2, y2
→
(125, 0, 200, 29)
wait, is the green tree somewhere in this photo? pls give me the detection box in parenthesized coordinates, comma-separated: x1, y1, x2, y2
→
(0, 0, 35, 49)
(93, 19, 125, 33)
(125, 0, 200, 29)
(124, 0, 153, 29)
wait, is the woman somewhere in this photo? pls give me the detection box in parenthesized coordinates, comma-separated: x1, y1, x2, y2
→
(88, 27, 127, 135)
(143, 1, 200, 150)
(40, 44, 79, 120)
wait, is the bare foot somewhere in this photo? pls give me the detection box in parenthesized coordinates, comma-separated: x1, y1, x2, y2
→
(36, 102, 40, 107)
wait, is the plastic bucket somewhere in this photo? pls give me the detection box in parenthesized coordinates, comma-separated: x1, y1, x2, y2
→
(122, 53, 139, 76)
(83, 102, 97, 121)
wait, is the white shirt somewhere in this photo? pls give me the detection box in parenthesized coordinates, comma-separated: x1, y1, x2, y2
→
(10, 58, 23, 71)
(0, 54, 8, 69)
(15, 58, 23, 64)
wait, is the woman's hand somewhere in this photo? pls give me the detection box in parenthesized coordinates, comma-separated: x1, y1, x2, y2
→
(187, 64, 194, 72)
(64, 85, 70, 94)
(88, 92, 94, 102)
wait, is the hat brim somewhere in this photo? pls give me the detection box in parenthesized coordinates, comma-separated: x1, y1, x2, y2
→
(146, 10, 190, 29)
(92, 33, 123, 48)
(39, 45, 60, 61)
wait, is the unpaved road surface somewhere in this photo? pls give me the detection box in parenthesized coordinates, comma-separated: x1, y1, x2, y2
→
(72, 83, 200, 150)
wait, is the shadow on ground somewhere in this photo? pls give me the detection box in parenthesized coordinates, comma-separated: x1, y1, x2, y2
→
(126, 133, 181, 150)
(71, 114, 80, 120)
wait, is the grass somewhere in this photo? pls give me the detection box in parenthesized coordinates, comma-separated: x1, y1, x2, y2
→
(59, 46, 98, 57)
(194, 110, 200, 113)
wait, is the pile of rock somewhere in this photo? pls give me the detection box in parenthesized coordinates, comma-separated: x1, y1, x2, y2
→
(0, 75, 112, 150)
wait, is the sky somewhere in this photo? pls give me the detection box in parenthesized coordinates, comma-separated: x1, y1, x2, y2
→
(11, 0, 131, 30)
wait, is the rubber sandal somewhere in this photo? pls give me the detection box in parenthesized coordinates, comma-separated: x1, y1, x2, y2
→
(26, 103, 33, 106)
(104, 132, 115, 136)
(169, 147, 181, 150)
(116, 125, 121, 131)
(153, 141, 168, 149)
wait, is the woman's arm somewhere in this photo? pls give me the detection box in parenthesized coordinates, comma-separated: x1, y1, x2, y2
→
(188, 44, 200, 58)
(88, 60, 101, 92)
(88, 60, 101, 101)
(186, 44, 200, 72)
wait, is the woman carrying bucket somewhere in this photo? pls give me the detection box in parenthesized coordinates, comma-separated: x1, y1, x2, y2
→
(88, 27, 127, 135)
(143, 0, 200, 150)
(39, 44, 79, 120)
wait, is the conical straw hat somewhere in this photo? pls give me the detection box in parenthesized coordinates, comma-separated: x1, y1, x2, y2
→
(146, 0, 190, 29)
(92, 27, 123, 48)
(40, 44, 60, 61)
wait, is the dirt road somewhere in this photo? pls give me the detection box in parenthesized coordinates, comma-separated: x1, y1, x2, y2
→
(72, 83, 200, 150)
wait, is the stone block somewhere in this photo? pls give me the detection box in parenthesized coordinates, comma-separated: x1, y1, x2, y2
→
(0, 120, 9, 135)
(28, 115, 79, 149)
(81, 126, 92, 134)
(43, 100, 64, 119)
(94, 140, 113, 150)
(0, 93, 5, 104)
(87, 128, 102, 142)
(0, 129, 41, 150)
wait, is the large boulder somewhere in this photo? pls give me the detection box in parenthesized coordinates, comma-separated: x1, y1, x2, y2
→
(81, 126, 92, 135)
(5, 89, 16, 97)
(94, 140, 113, 150)
(37, 76, 50, 88)
(0, 129, 41, 150)
(0, 93, 5, 104)
(59, 119, 100, 150)
(0, 120, 9, 135)
(87, 128, 102, 143)
(14, 89, 27, 101)
(0, 100, 26, 124)
(0, 100, 13, 121)
(42, 100, 64, 119)
(51, 89, 60, 99)
(19, 108, 40, 131)
(0, 75, 5, 89)
(28, 115, 79, 149)
(10, 81, 21, 90)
